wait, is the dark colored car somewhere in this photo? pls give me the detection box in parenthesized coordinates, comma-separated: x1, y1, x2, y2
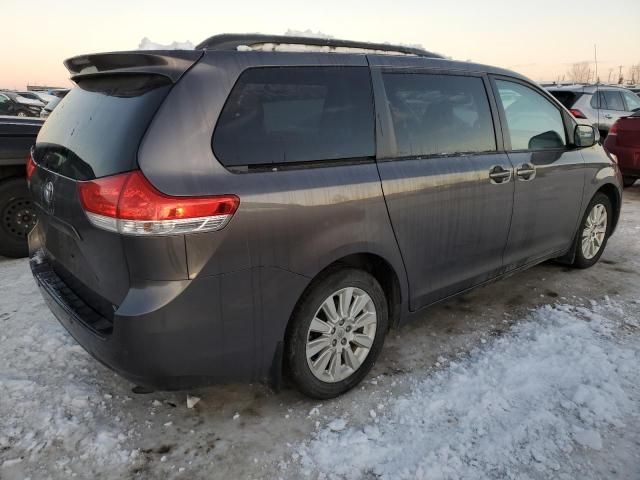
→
(0, 91, 43, 118)
(604, 111, 640, 187)
(28, 34, 622, 399)
(0, 116, 42, 257)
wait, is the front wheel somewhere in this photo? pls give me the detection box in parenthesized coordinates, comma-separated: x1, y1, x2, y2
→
(572, 193, 612, 269)
(285, 268, 388, 399)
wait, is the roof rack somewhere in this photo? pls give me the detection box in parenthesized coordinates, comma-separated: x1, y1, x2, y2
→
(195, 33, 443, 58)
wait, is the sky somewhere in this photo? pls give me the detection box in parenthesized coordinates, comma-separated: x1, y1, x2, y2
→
(2, 0, 639, 90)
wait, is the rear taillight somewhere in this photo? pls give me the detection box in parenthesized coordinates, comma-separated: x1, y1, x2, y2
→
(77, 170, 239, 236)
(569, 109, 587, 119)
(26, 151, 37, 181)
(608, 121, 619, 136)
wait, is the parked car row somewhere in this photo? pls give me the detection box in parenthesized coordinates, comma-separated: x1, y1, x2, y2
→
(0, 89, 69, 118)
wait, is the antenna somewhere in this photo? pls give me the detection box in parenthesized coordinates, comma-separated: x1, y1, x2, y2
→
(595, 44, 600, 140)
(594, 44, 598, 84)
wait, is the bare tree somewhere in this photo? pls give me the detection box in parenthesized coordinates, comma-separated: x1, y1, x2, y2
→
(628, 63, 640, 84)
(567, 62, 591, 83)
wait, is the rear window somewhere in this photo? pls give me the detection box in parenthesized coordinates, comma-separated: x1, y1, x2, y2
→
(35, 75, 170, 180)
(548, 90, 582, 109)
(213, 67, 375, 167)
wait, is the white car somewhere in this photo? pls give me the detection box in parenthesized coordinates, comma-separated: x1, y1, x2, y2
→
(17, 91, 57, 105)
(546, 85, 640, 135)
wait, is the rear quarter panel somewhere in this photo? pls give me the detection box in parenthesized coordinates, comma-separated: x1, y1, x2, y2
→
(138, 51, 405, 282)
(137, 52, 409, 378)
(579, 143, 623, 230)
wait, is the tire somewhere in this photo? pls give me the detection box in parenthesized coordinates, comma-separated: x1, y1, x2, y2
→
(571, 193, 612, 269)
(623, 176, 636, 188)
(285, 268, 388, 399)
(0, 177, 37, 258)
(16, 111, 27, 117)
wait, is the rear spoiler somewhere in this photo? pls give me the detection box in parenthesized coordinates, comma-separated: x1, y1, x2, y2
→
(64, 50, 203, 83)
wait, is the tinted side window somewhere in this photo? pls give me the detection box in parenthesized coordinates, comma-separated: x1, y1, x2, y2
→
(213, 67, 374, 167)
(602, 91, 625, 111)
(495, 80, 566, 150)
(622, 90, 640, 111)
(381, 73, 496, 157)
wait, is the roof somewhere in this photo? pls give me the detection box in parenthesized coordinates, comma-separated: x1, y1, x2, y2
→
(546, 84, 631, 93)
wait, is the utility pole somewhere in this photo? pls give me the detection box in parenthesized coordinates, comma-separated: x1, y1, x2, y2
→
(618, 65, 624, 84)
(594, 45, 598, 84)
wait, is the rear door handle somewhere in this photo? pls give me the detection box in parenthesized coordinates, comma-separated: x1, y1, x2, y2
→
(489, 165, 512, 184)
(516, 163, 536, 181)
(602, 114, 613, 119)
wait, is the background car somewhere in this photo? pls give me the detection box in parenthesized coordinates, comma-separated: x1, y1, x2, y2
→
(546, 85, 640, 137)
(0, 115, 43, 257)
(0, 91, 43, 117)
(604, 111, 640, 187)
(17, 90, 57, 105)
(40, 97, 60, 119)
(39, 89, 69, 119)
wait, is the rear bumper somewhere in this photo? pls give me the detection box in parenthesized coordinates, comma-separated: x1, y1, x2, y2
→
(604, 143, 640, 177)
(31, 253, 308, 390)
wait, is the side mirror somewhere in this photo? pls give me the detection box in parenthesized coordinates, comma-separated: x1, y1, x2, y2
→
(574, 124, 597, 148)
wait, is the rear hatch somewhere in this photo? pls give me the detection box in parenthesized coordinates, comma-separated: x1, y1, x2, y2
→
(547, 90, 583, 109)
(618, 112, 640, 147)
(30, 51, 202, 317)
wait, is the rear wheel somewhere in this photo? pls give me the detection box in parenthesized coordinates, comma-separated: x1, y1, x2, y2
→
(0, 178, 37, 258)
(286, 268, 388, 399)
(572, 193, 612, 269)
(623, 176, 637, 188)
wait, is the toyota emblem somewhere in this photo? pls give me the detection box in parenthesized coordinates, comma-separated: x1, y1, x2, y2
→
(43, 181, 54, 212)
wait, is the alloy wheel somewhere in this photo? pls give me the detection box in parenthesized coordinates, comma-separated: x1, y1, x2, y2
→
(581, 203, 607, 260)
(305, 287, 377, 383)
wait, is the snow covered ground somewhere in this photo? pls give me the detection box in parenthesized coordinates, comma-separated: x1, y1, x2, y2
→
(295, 301, 640, 480)
(1, 185, 639, 480)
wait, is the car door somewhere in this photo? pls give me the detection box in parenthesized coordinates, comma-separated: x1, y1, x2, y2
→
(593, 90, 628, 130)
(491, 77, 585, 269)
(373, 68, 514, 310)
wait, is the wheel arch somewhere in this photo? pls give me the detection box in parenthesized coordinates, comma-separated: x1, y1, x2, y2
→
(275, 252, 403, 393)
(286, 252, 404, 337)
(596, 182, 621, 234)
(278, 251, 403, 377)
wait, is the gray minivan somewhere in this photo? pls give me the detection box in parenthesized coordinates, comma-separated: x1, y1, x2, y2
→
(28, 34, 622, 399)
